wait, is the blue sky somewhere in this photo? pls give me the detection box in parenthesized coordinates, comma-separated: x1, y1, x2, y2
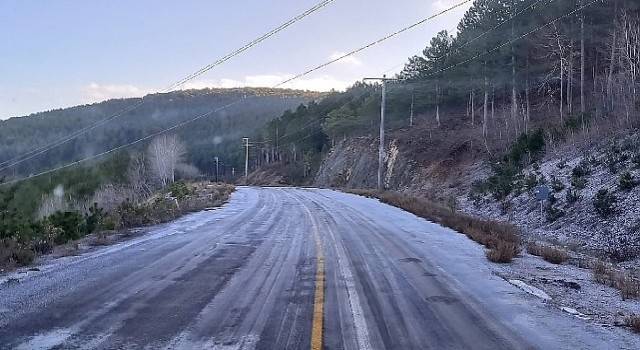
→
(0, 0, 472, 119)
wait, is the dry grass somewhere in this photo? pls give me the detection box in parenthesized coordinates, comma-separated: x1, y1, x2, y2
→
(89, 232, 113, 246)
(592, 261, 640, 300)
(625, 314, 640, 333)
(527, 242, 568, 264)
(486, 241, 520, 263)
(348, 189, 520, 263)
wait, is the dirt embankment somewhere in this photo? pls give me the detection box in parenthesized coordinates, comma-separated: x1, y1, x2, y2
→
(242, 162, 305, 186)
(315, 123, 490, 201)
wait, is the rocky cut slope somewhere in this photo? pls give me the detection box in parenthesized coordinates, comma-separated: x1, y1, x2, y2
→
(315, 122, 490, 200)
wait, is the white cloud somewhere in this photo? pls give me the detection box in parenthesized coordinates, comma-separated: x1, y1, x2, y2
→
(83, 82, 150, 102)
(329, 51, 363, 66)
(432, 0, 448, 12)
(432, 0, 472, 13)
(181, 74, 355, 92)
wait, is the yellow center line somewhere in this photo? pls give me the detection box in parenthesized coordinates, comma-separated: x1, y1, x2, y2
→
(310, 233, 325, 350)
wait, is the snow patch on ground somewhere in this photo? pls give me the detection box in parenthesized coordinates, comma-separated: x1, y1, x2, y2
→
(494, 252, 640, 327)
(508, 279, 551, 301)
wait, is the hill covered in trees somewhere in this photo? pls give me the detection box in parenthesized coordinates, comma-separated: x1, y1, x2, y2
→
(252, 0, 640, 180)
(0, 87, 323, 177)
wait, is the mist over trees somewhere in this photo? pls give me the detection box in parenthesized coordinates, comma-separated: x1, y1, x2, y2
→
(0, 88, 322, 177)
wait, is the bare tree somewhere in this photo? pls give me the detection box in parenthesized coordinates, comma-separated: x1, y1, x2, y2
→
(580, 0, 586, 116)
(483, 75, 489, 138)
(176, 163, 202, 180)
(90, 184, 133, 212)
(616, 9, 640, 121)
(511, 15, 518, 135)
(147, 134, 186, 187)
(541, 26, 575, 123)
(37, 185, 67, 219)
(127, 151, 151, 202)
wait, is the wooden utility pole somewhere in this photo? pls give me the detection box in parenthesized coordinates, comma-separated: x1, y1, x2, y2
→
(214, 156, 219, 182)
(243, 137, 251, 179)
(363, 75, 399, 191)
(410, 92, 415, 127)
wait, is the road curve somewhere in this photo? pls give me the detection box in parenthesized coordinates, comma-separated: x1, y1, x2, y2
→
(0, 187, 635, 349)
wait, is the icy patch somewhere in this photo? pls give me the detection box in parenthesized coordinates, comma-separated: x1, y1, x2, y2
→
(508, 279, 552, 301)
(167, 334, 260, 350)
(15, 327, 76, 350)
(561, 306, 591, 320)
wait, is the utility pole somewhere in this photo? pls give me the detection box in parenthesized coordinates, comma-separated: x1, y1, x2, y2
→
(214, 156, 219, 182)
(363, 75, 398, 191)
(410, 92, 415, 127)
(243, 137, 250, 179)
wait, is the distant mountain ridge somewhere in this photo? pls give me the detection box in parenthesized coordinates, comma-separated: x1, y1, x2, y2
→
(0, 87, 325, 176)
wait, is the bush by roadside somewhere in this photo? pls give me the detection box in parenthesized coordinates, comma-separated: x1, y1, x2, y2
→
(347, 189, 520, 263)
(115, 181, 234, 228)
(592, 261, 640, 300)
(0, 181, 234, 271)
(527, 242, 568, 264)
(626, 314, 640, 333)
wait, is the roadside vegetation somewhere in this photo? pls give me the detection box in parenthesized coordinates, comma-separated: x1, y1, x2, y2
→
(526, 242, 568, 265)
(592, 261, 640, 300)
(626, 314, 640, 333)
(0, 134, 233, 271)
(346, 189, 519, 263)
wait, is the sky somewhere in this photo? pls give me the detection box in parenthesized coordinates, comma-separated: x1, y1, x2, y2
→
(0, 0, 472, 120)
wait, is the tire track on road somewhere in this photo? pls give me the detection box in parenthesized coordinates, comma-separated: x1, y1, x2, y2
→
(289, 190, 373, 350)
(298, 189, 525, 350)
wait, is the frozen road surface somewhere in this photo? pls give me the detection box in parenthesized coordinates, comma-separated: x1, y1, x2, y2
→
(0, 187, 637, 349)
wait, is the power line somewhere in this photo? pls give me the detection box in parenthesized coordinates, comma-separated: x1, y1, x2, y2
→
(2, 98, 249, 185)
(271, 0, 472, 90)
(1, 0, 471, 185)
(0, 0, 335, 171)
(414, 0, 598, 80)
(5, 0, 580, 186)
(269, 0, 548, 147)
(256, 87, 377, 145)
(165, 0, 336, 92)
(433, 0, 547, 62)
(258, 0, 473, 145)
(273, 0, 595, 149)
(376, 0, 548, 78)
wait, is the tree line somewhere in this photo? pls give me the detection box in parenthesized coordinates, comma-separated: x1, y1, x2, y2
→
(0, 88, 321, 177)
(252, 0, 640, 179)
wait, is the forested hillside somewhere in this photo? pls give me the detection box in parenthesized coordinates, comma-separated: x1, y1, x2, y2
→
(0, 87, 322, 176)
(0, 87, 323, 268)
(252, 0, 640, 180)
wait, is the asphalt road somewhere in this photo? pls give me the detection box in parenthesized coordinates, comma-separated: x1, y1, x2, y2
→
(0, 188, 632, 349)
